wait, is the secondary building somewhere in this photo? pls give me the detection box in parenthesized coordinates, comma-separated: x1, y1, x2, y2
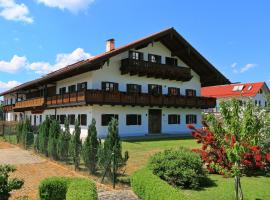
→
(201, 82, 270, 113)
(1, 28, 229, 137)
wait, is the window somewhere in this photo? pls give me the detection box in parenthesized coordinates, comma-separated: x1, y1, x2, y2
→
(126, 114, 141, 125)
(59, 87, 66, 95)
(129, 51, 143, 60)
(127, 84, 141, 94)
(232, 85, 244, 92)
(168, 87, 180, 96)
(247, 85, 253, 91)
(259, 100, 261, 106)
(30, 115, 32, 124)
(78, 114, 87, 126)
(77, 82, 87, 91)
(60, 115, 66, 124)
(168, 114, 180, 124)
(68, 85, 76, 93)
(259, 89, 263, 94)
(165, 57, 178, 66)
(185, 89, 196, 97)
(186, 114, 197, 124)
(148, 84, 162, 95)
(34, 115, 36, 126)
(265, 101, 267, 107)
(101, 114, 118, 126)
(102, 82, 119, 92)
(68, 114, 75, 125)
(255, 100, 257, 106)
(148, 54, 161, 64)
(40, 115, 42, 124)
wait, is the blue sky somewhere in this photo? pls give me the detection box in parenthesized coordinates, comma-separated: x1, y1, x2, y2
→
(0, 0, 269, 92)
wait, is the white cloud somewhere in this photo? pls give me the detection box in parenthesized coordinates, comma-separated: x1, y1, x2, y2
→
(0, 80, 21, 90)
(27, 48, 92, 74)
(231, 62, 237, 68)
(0, 55, 27, 73)
(240, 63, 257, 73)
(36, 0, 95, 13)
(0, 0, 33, 23)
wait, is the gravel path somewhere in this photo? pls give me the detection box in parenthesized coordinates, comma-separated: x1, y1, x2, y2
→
(98, 190, 139, 200)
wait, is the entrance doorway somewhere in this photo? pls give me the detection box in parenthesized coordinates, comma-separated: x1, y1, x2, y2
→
(148, 109, 162, 134)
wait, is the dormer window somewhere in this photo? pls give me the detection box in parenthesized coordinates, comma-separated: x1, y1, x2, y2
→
(129, 51, 143, 60)
(165, 57, 178, 66)
(148, 54, 161, 64)
(102, 82, 119, 92)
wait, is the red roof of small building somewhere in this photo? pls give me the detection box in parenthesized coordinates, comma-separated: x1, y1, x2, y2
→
(201, 82, 267, 98)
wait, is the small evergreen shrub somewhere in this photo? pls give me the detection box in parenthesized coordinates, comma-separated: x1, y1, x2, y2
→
(149, 148, 207, 189)
(131, 168, 187, 200)
(39, 177, 97, 200)
(72, 119, 81, 170)
(48, 120, 61, 160)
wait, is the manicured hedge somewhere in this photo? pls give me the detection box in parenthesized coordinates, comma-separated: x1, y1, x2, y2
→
(131, 168, 187, 200)
(39, 177, 97, 200)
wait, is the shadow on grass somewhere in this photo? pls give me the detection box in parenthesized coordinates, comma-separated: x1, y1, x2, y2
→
(122, 135, 195, 143)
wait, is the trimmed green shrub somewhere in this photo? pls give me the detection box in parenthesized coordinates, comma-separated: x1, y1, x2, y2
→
(38, 116, 50, 156)
(71, 119, 81, 170)
(48, 120, 61, 160)
(39, 177, 97, 200)
(131, 168, 187, 200)
(57, 118, 71, 162)
(149, 148, 207, 189)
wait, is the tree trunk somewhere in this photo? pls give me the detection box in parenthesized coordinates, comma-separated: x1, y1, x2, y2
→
(234, 162, 243, 200)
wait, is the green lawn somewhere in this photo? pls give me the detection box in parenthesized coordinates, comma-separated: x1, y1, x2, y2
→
(123, 137, 270, 200)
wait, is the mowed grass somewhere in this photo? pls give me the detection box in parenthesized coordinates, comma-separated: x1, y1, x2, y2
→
(122, 137, 199, 174)
(123, 137, 270, 200)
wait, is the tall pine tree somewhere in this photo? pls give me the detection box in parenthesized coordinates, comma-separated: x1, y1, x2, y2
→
(83, 118, 99, 174)
(57, 117, 71, 161)
(48, 119, 60, 160)
(72, 119, 81, 170)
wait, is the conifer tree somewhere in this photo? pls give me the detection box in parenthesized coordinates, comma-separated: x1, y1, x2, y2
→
(57, 117, 71, 161)
(22, 118, 33, 149)
(72, 119, 81, 170)
(83, 118, 99, 174)
(38, 116, 50, 156)
(48, 119, 60, 160)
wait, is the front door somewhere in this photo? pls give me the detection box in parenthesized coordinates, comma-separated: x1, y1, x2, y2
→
(148, 109, 162, 134)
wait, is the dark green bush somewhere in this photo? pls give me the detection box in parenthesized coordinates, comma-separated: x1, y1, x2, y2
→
(149, 148, 207, 189)
(131, 168, 187, 200)
(39, 177, 97, 200)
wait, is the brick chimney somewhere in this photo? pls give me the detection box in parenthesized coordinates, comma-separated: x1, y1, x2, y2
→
(106, 38, 115, 52)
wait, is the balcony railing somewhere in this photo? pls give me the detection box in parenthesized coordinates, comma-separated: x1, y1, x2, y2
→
(47, 91, 86, 106)
(2, 104, 14, 112)
(84, 90, 215, 109)
(14, 97, 45, 110)
(120, 58, 193, 81)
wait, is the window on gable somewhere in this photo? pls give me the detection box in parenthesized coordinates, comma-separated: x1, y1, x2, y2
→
(77, 82, 87, 91)
(126, 114, 141, 125)
(127, 84, 142, 94)
(168, 114, 180, 124)
(168, 87, 180, 96)
(102, 82, 119, 92)
(148, 54, 161, 64)
(129, 51, 143, 60)
(186, 114, 197, 124)
(68, 85, 76, 93)
(165, 57, 178, 66)
(185, 89, 196, 97)
(101, 114, 118, 126)
(148, 84, 162, 95)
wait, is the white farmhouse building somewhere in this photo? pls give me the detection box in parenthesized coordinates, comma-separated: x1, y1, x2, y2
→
(201, 82, 270, 113)
(1, 28, 229, 138)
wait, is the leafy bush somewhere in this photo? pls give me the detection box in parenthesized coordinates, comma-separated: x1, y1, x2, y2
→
(39, 177, 97, 200)
(149, 148, 207, 189)
(0, 165, 24, 200)
(131, 168, 187, 200)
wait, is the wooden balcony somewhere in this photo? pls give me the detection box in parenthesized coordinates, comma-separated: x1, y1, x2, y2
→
(47, 91, 86, 107)
(14, 97, 45, 110)
(2, 105, 14, 112)
(120, 58, 193, 81)
(85, 90, 216, 109)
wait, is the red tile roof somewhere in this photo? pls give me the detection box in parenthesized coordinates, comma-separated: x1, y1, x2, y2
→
(201, 82, 267, 98)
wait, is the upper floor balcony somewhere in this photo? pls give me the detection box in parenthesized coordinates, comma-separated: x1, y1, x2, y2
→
(14, 97, 45, 111)
(2, 104, 14, 112)
(46, 90, 216, 109)
(120, 58, 193, 82)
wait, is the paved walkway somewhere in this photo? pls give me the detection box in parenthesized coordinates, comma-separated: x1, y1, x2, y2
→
(0, 140, 139, 200)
